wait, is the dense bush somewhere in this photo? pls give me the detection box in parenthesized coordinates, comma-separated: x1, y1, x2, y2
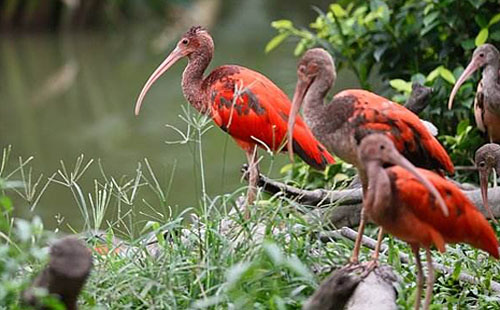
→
(268, 0, 500, 169)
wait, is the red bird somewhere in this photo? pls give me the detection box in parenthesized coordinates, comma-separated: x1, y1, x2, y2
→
(134, 27, 334, 213)
(286, 48, 454, 262)
(359, 134, 499, 310)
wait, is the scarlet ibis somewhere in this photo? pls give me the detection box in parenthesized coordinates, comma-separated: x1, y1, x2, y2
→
(448, 44, 500, 143)
(358, 134, 499, 310)
(475, 143, 500, 224)
(134, 27, 335, 212)
(286, 48, 454, 262)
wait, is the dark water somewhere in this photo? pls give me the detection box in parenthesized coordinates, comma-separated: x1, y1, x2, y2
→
(0, 2, 359, 230)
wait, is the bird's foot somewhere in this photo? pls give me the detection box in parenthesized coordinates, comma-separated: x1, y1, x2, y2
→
(360, 259, 378, 278)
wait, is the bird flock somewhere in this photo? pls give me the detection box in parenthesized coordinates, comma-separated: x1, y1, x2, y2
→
(135, 26, 500, 310)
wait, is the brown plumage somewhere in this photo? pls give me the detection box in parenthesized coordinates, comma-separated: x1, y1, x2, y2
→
(475, 143, 500, 224)
(449, 44, 500, 143)
(286, 48, 454, 263)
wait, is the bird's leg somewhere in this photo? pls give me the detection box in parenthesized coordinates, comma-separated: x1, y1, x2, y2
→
(350, 181, 368, 265)
(349, 207, 366, 264)
(423, 249, 435, 310)
(371, 228, 384, 261)
(412, 245, 423, 310)
(360, 228, 384, 276)
(244, 146, 259, 218)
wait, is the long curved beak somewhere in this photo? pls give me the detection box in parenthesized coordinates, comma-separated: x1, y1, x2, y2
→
(479, 168, 498, 223)
(287, 78, 312, 162)
(134, 47, 184, 116)
(387, 148, 449, 217)
(448, 58, 480, 110)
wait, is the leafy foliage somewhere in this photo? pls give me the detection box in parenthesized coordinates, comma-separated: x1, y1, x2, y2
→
(267, 0, 500, 166)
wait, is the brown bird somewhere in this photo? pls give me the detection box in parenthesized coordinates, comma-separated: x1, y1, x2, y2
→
(359, 134, 499, 310)
(449, 44, 500, 143)
(286, 48, 454, 263)
(134, 27, 334, 214)
(475, 143, 500, 224)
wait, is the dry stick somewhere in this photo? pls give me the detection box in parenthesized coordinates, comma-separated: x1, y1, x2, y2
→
(320, 227, 500, 293)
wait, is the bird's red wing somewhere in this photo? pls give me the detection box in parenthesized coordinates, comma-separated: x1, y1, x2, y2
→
(389, 166, 499, 258)
(206, 65, 334, 169)
(338, 89, 454, 174)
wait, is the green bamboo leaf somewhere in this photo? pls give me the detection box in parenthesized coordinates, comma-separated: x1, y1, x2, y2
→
(438, 67, 456, 84)
(475, 28, 489, 47)
(265, 33, 289, 53)
(489, 13, 500, 26)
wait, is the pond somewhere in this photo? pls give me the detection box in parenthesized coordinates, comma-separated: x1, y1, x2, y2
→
(0, 2, 360, 231)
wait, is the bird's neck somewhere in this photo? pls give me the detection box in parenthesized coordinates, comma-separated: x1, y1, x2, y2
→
(302, 73, 331, 134)
(182, 52, 211, 114)
(483, 60, 500, 92)
(364, 161, 392, 218)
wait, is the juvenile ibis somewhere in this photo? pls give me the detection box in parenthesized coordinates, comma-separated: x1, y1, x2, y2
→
(134, 27, 334, 213)
(475, 143, 500, 223)
(287, 48, 454, 262)
(449, 44, 500, 143)
(359, 134, 499, 310)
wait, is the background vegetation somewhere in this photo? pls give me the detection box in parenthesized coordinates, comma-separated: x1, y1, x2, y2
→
(2, 0, 500, 309)
(268, 0, 500, 175)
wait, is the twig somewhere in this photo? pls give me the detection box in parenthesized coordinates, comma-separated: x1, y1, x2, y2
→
(320, 227, 500, 293)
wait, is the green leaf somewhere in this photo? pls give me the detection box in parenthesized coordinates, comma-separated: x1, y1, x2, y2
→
(0, 195, 12, 213)
(330, 3, 347, 18)
(460, 39, 476, 50)
(475, 15, 488, 28)
(490, 30, 500, 41)
(489, 13, 500, 26)
(475, 28, 489, 47)
(263, 242, 284, 265)
(271, 20, 293, 30)
(452, 260, 462, 281)
(438, 67, 456, 84)
(389, 79, 412, 93)
(426, 67, 441, 82)
(423, 11, 439, 27)
(265, 33, 289, 53)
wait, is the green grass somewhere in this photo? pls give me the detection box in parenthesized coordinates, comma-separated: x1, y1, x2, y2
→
(1, 109, 500, 309)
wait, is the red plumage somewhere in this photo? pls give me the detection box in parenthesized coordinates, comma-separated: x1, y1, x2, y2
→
(383, 166, 498, 258)
(339, 89, 454, 174)
(209, 65, 334, 170)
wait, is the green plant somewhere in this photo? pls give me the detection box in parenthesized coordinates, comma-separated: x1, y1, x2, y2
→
(267, 0, 500, 167)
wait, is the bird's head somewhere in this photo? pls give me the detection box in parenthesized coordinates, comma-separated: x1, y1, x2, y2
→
(475, 143, 500, 218)
(358, 134, 449, 217)
(287, 48, 336, 160)
(134, 26, 214, 115)
(448, 43, 500, 110)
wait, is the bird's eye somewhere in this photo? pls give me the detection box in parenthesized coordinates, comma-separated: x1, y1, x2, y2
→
(479, 161, 486, 168)
(380, 144, 385, 150)
(181, 39, 189, 45)
(299, 65, 306, 73)
(479, 52, 485, 58)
